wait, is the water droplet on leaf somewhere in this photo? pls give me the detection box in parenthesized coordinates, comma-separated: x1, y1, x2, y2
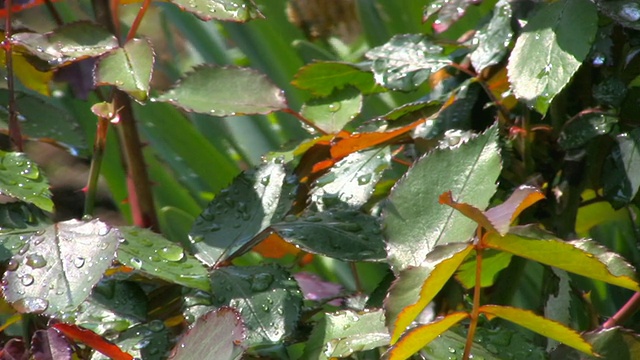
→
(251, 273, 274, 291)
(159, 246, 184, 262)
(21, 274, 34, 286)
(74, 257, 85, 268)
(26, 254, 47, 268)
(131, 257, 143, 269)
(6, 259, 19, 271)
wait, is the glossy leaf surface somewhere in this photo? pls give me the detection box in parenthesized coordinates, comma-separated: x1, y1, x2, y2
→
(0, 151, 53, 212)
(171, 308, 245, 360)
(384, 124, 501, 271)
(300, 87, 362, 134)
(470, 0, 512, 71)
(117, 227, 210, 291)
(507, 0, 597, 114)
(189, 161, 291, 266)
(12, 22, 118, 67)
(168, 0, 262, 22)
(157, 65, 287, 116)
(385, 243, 473, 343)
(95, 39, 155, 102)
(603, 129, 640, 207)
(271, 210, 387, 262)
(303, 309, 389, 360)
(209, 265, 302, 346)
(2, 219, 119, 315)
(366, 34, 450, 91)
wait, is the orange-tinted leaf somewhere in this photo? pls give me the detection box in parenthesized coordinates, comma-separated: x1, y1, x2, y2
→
(252, 232, 302, 259)
(484, 66, 518, 110)
(439, 191, 497, 233)
(386, 243, 473, 343)
(386, 312, 469, 360)
(53, 323, 133, 360)
(479, 305, 594, 355)
(329, 120, 422, 160)
(484, 185, 544, 235)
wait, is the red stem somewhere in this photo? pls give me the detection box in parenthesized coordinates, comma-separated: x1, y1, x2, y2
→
(126, 0, 152, 42)
(602, 292, 640, 329)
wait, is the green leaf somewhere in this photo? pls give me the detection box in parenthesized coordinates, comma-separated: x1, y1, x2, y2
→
(91, 322, 172, 360)
(558, 112, 618, 150)
(189, 160, 292, 266)
(157, 65, 287, 116)
(95, 39, 155, 102)
(385, 243, 473, 343)
(0, 90, 87, 155)
(455, 249, 513, 288)
(470, 0, 513, 71)
(271, 210, 387, 262)
(171, 308, 245, 360)
(544, 268, 572, 351)
(209, 265, 302, 347)
(12, 22, 118, 67)
(300, 87, 362, 134)
(292, 62, 382, 97)
(387, 312, 469, 360)
(0, 151, 53, 212)
(577, 327, 640, 360)
(1, 219, 120, 316)
(383, 124, 501, 271)
(168, 0, 262, 22)
(603, 129, 640, 207)
(312, 147, 391, 208)
(485, 226, 640, 292)
(366, 34, 451, 91)
(303, 309, 389, 360)
(116, 227, 211, 292)
(507, 0, 597, 114)
(479, 305, 594, 355)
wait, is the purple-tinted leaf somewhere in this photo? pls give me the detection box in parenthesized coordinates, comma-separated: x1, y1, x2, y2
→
(53, 58, 96, 100)
(294, 272, 343, 305)
(31, 329, 73, 360)
(1, 338, 28, 360)
(170, 307, 245, 360)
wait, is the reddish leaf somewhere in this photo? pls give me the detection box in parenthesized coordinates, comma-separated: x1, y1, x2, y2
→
(439, 191, 497, 233)
(0, 338, 27, 360)
(329, 120, 422, 160)
(294, 272, 343, 305)
(31, 329, 73, 360)
(484, 185, 544, 235)
(251, 232, 302, 259)
(52, 323, 133, 360)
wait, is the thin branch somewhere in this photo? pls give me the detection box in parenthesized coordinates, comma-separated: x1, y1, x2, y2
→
(282, 108, 328, 135)
(3, 0, 22, 151)
(602, 292, 640, 329)
(43, 0, 64, 26)
(125, 0, 152, 42)
(84, 116, 110, 217)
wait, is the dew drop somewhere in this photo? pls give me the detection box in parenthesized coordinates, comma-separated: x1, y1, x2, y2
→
(26, 254, 47, 268)
(21, 274, 34, 286)
(98, 226, 111, 236)
(190, 235, 205, 243)
(159, 246, 185, 262)
(357, 173, 372, 185)
(6, 259, 19, 271)
(12, 296, 48, 314)
(32, 236, 45, 245)
(620, 3, 640, 22)
(74, 257, 85, 268)
(328, 103, 341, 112)
(130, 257, 143, 269)
(283, 214, 298, 222)
(148, 319, 165, 332)
(250, 273, 274, 291)
(260, 176, 271, 185)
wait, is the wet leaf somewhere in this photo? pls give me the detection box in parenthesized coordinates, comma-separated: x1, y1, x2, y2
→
(12, 22, 118, 67)
(0, 49, 53, 96)
(189, 160, 292, 266)
(485, 226, 640, 292)
(425, 0, 488, 33)
(479, 305, 594, 355)
(209, 265, 302, 347)
(0, 90, 87, 155)
(170, 307, 245, 360)
(91, 322, 171, 360)
(53, 323, 133, 360)
(300, 87, 362, 134)
(544, 268, 572, 351)
(366, 34, 451, 91)
(470, 0, 512, 71)
(507, 0, 597, 114)
(603, 129, 640, 207)
(312, 147, 391, 208)
(251, 232, 302, 259)
(271, 210, 386, 262)
(387, 312, 469, 360)
(2, 219, 120, 315)
(31, 328, 73, 360)
(157, 65, 286, 116)
(95, 39, 155, 102)
(168, 0, 262, 22)
(117, 227, 210, 292)
(380, 100, 441, 123)
(0, 151, 53, 212)
(293, 272, 342, 304)
(303, 309, 389, 360)
(384, 124, 501, 271)
(385, 243, 473, 343)
(455, 249, 513, 288)
(329, 120, 422, 160)
(595, 0, 640, 30)
(559, 112, 618, 150)
(292, 61, 383, 97)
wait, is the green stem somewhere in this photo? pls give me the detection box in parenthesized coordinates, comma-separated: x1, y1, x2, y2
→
(84, 117, 109, 217)
(463, 231, 484, 360)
